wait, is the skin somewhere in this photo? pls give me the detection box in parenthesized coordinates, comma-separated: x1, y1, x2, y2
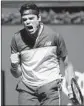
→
(62, 56, 75, 86)
(21, 10, 41, 35)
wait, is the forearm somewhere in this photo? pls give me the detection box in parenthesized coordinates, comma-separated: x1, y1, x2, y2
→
(64, 62, 75, 86)
(62, 56, 75, 86)
(10, 52, 22, 78)
(10, 63, 22, 78)
(64, 62, 76, 99)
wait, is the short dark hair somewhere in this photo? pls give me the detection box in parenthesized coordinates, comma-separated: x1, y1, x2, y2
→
(19, 2, 39, 16)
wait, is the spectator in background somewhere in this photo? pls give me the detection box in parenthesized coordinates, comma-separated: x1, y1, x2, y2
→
(40, 10, 50, 24)
(10, 2, 76, 105)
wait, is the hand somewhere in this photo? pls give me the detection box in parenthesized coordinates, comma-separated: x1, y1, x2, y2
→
(10, 52, 20, 64)
(67, 85, 74, 99)
(67, 86, 77, 105)
(68, 93, 74, 99)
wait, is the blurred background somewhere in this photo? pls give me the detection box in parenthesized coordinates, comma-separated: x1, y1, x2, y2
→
(1, 1, 84, 25)
(1, 0, 84, 105)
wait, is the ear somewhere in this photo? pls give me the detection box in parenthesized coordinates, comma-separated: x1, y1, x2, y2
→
(38, 14, 41, 22)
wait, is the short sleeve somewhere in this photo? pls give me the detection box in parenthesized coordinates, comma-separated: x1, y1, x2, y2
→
(55, 33, 68, 58)
(10, 34, 18, 53)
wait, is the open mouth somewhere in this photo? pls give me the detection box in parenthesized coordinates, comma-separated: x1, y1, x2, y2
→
(27, 26, 33, 30)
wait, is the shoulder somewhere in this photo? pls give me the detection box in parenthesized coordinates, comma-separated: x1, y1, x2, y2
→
(43, 24, 59, 38)
(11, 28, 25, 52)
(12, 28, 24, 41)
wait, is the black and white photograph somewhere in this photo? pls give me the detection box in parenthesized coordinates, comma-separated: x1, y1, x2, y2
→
(1, 0, 84, 105)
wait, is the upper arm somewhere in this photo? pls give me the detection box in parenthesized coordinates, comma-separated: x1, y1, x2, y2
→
(10, 34, 18, 54)
(55, 34, 68, 59)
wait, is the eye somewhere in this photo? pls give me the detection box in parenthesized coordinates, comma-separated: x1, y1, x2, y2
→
(22, 18, 27, 22)
(29, 17, 34, 20)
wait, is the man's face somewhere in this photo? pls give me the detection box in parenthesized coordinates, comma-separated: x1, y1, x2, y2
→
(21, 10, 40, 34)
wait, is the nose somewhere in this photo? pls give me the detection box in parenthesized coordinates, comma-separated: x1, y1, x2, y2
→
(26, 21, 30, 25)
(24, 19, 31, 25)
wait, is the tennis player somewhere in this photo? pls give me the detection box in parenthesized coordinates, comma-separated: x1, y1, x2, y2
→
(10, 2, 75, 105)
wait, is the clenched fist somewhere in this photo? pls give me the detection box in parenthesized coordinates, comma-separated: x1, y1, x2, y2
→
(10, 52, 20, 64)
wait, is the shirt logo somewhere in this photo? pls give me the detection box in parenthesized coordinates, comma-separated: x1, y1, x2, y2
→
(44, 41, 52, 46)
